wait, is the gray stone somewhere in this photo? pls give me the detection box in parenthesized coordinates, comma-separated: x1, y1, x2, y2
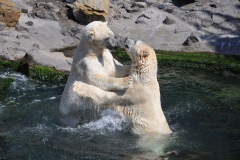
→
(159, 4, 167, 10)
(212, 14, 226, 24)
(17, 35, 30, 39)
(37, 2, 60, 12)
(33, 44, 40, 49)
(13, 48, 27, 53)
(0, 22, 5, 31)
(21, 8, 28, 13)
(21, 48, 72, 72)
(196, 2, 202, 6)
(182, 33, 199, 46)
(126, 6, 141, 13)
(35, 11, 59, 21)
(61, 31, 71, 36)
(133, 2, 148, 8)
(201, 19, 213, 27)
(0, 36, 6, 43)
(163, 16, 176, 25)
(25, 21, 33, 26)
(62, 36, 74, 45)
(74, 33, 81, 39)
(13, 41, 20, 45)
(15, 24, 29, 32)
(135, 17, 147, 24)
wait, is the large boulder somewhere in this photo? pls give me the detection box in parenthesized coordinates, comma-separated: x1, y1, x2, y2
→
(73, 0, 110, 23)
(0, 0, 21, 27)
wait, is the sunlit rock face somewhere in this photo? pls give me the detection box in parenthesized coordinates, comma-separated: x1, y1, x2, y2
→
(73, 0, 110, 24)
(0, 0, 21, 27)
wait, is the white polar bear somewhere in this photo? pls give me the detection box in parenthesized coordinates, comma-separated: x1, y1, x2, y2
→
(59, 21, 131, 126)
(73, 39, 172, 135)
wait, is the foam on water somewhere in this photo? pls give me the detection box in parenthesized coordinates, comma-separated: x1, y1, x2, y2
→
(58, 109, 126, 134)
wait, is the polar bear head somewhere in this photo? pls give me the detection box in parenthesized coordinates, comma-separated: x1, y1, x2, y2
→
(124, 38, 158, 83)
(82, 21, 117, 50)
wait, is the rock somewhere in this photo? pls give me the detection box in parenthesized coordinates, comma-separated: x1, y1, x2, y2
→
(182, 33, 199, 46)
(212, 14, 226, 24)
(201, 19, 213, 27)
(158, 4, 167, 10)
(0, 22, 4, 31)
(61, 31, 71, 36)
(209, 3, 217, 8)
(13, 41, 20, 45)
(135, 14, 151, 24)
(164, 8, 174, 13)
(32, 44, 40, 49)
(163, 16, 176, 25)
(37, 2, 60, 12)
(35, 11, 59, 21)
(21, 8, 28, 13)
(15, 24, 29, 32)
(0, 0, 21, 27)
(12, 47, 26, 53)
(196, 2, 202, 6)
(133, 2, 148, 8)
(135, 17, 147, 24)
(0, 35, 6, 43)
(73, 0, 110, 23)
(126, 6, 141, 13)
(71, 27, 82, 39)
(21, 47, 72, 72)
(62, 36, 74, 45)
(25, 21, 33, 26)
(17, 34, 30, 39)
(66, 0, 76, 2)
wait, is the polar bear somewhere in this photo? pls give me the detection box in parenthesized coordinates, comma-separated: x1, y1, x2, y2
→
(73, 38, 172, 135)
(59, 21, 132, 126)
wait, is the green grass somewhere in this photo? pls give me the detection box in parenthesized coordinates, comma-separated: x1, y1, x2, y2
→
(29, 66, 68, 83)
(0, 59, 20, 70)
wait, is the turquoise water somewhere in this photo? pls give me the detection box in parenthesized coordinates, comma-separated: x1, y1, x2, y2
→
(0, 67, 240, 159)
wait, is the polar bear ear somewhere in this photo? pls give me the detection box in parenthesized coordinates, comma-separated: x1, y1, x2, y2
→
(88, 29, 95, 39)
(143, 51, 149, 58)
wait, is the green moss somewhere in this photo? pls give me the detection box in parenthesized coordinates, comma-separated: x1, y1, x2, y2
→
(0, 78, 14, 97)
(112, 49, 240, 78)
(0, 59, 20, 70)
(29, 66, 68, 83)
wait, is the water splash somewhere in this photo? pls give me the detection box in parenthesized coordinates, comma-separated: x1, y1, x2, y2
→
(58, 109, 126, 134)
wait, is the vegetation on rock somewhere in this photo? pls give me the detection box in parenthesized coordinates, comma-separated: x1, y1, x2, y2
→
(112, 49, 240, 78)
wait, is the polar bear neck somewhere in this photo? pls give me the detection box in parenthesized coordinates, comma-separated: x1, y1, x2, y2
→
(79, 39, 106, 55)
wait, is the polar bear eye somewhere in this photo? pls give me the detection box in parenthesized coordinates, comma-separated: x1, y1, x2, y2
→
(143, 52, 149, 58)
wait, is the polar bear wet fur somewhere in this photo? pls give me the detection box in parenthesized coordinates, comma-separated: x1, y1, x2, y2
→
(59, 21, 132, 126)
(73, 39, 172, 135)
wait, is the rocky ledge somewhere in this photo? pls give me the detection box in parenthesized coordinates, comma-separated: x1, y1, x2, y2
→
(0, 0, 239, 73)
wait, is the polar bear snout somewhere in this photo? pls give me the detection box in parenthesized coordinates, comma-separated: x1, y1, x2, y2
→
(104, 37, 117, 50)
(124, 38, 136, 49)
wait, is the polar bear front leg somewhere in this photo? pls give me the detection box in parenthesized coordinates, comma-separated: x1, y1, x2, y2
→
(89, 74, 133, 91)
(73, 81, 117, 105)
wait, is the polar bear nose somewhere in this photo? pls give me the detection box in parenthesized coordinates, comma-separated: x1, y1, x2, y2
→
(124, 38, 136, 49)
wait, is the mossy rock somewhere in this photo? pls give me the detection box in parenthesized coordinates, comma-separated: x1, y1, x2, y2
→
(0, 59, 19, 70)
(112, 49, 240, 78)
(0, 78, 14, 97)
(29, 66, 68, 83)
